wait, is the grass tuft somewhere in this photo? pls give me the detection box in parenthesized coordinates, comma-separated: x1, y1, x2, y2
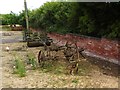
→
(13, 56, 26, 77)
(72, 79, 79, 83)
(27, 52, 37, 70)
(40, 60, 66, 75)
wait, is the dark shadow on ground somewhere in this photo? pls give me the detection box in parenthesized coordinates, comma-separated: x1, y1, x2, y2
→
(86, 56, 120, 77)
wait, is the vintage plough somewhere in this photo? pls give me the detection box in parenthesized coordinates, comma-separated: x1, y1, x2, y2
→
(24, 31, 86, 75)
(38, 40, 86, 75)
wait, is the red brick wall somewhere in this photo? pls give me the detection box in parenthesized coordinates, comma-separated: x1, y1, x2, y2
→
(48, 33, 120, 65)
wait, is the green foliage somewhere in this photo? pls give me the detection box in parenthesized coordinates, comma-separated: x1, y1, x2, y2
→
(17, 11, 26, 28)
(107, 20, 120, 39)
(39, 59, 92, 75)
(17, 10, 32, 28)
(1, 12, 19, 25)
(28, 2, 120, 39)
(46, 25, 70, 34)
(78, 14, 95, 35)
(1, 10, 31, 28)
(40, 60, 65, 75)
(13, 56, 26, 77)
(72, 79, 79, 83)
(29, 2, 74, 31)
(27, 52, 37, 70)
(1, 2, 120, 39)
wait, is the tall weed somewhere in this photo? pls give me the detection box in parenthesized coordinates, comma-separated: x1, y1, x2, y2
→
(13, 56, 26, 77)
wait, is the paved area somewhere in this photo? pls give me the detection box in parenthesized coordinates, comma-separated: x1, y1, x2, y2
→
(0, 31, 23, 44)
(1, 37, 23, 44)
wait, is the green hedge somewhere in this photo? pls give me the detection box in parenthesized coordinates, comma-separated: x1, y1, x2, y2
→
(1, 2, 120, 39)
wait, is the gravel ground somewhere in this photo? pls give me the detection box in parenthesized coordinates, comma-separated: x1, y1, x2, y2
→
(0, 31, 119, 88)
(1, 42, 119, 88)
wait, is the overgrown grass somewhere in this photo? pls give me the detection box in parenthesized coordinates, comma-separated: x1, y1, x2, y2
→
(13, 56, 26, 77)
(12, 51, 92, 76)
(40, 60, 66, 75)
(39, 59, 93, 76)
(78, 60, 93, 76)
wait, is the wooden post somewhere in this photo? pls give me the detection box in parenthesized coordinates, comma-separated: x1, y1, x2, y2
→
(24, 0, 29, 41)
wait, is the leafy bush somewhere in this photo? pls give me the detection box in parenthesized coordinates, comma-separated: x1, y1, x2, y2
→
(29, 2, 74, 31)
(28, 2, 120, 39)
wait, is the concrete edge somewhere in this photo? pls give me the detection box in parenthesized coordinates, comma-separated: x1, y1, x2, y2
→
(84, 51, 120, 66)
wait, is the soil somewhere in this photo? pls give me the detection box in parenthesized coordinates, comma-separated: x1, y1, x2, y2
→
(0, 31, 119, 88)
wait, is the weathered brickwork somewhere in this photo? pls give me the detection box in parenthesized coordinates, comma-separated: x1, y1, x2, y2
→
(47, 33, 120, 65)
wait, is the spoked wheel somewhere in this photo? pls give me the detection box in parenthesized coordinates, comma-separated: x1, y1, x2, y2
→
(38, 50, 46, 67)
